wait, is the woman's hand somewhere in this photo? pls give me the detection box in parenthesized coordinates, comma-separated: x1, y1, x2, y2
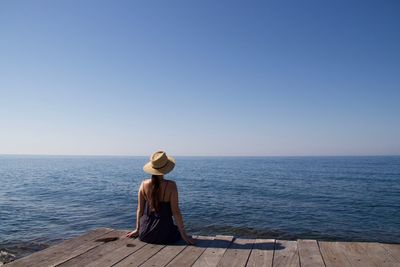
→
(182, 234, 196, 245)
(126, 229, 139, 238)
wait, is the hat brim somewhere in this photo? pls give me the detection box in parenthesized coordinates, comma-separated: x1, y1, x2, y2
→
(143, 156, 175, 175)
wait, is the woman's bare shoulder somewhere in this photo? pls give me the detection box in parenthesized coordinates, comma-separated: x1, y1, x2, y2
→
(165, 179, 177, 189)
(141, 178, 151, 187)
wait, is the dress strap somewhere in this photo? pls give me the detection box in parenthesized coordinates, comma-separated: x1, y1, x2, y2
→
(162, 180, 169, 201)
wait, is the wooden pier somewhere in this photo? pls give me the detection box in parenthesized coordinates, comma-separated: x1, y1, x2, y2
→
(6, 227, 400, 266)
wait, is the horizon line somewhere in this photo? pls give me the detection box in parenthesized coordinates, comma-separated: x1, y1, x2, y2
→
(1, 153, 399, 157)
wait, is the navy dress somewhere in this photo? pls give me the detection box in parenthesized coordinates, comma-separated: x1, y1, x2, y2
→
(139, 180, 181, 244)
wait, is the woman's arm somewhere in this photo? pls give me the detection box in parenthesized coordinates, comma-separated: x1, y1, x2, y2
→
(126, 181, 145, 238)
(170, 182, 195, 245)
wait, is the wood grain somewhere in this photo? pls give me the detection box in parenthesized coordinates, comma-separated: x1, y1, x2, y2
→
(297, 239, 325, 267)
(193, 235, 234, 267)
(113, 243, 165, 267)
(273, 240, 300, 267)
(8, 228, 400, 267)
(139, 240, 187, 267)
(165, 236, 214, 266)
(7, 228, 114, 267)
(318, 241, 352, 267)
(84, 238, 147, 267)
(246, 239, 275, 267)
(217, 238, 254, 267)
(57, 231, 140, 267)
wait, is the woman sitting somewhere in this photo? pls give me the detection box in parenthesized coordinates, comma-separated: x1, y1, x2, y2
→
(126, 151, 195, 245)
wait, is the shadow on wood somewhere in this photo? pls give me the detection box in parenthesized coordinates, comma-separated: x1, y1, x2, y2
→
(144, 237, 285, 250)
(95, 236, 119, 242)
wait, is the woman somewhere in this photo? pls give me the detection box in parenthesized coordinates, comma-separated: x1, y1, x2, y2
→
(126, 151, 195, 245)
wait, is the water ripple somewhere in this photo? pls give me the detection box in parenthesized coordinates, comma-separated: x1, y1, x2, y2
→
(1, 155, 400, 258)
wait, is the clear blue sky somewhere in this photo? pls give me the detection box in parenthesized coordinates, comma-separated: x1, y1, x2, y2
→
(1, 0, 399, 156)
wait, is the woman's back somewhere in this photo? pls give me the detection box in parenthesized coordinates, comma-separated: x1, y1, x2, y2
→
(142, 179, 173, 204)
(139, 179, 181, 244)
(127, 151, 195, 245)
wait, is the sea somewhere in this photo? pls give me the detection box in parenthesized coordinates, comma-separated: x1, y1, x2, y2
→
(1, 155, 399, 259)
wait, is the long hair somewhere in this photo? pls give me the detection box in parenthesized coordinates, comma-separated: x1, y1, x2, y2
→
(150, 175, 162, 212)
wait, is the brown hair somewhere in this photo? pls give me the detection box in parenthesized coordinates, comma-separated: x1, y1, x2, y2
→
(150, 175, 162, 212)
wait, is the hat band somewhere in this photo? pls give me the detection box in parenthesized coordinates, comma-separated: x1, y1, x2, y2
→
(152, 160, 169, 170)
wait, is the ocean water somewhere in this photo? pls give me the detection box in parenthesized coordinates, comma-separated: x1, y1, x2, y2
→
(1, 155, 400, 258)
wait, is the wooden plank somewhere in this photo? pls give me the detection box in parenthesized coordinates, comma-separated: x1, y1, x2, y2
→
(83, 238, 147, 267)
(358, 242, 400, 267)
(273, 240, 300, 267)
(46, 230, 123, 267)
(56, 230, 139, 267)
(381, 243, 400, 263)
(166, 236, 214, 266)
(297, 239, 325, 267)
(193, 236, 234, 267)
(9, 229, 400, 267)
(139, 240, 187, 267)
(318, 241, 351, 267)
(246, 239, 275, 267)
(112, 243, 165, 267)
(335, 242, 376, 267)
(217, 238, 254, 267)
(7, 227, 114, 267)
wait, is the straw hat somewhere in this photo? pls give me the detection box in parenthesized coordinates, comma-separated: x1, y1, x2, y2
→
(143, 151, 176, 175)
